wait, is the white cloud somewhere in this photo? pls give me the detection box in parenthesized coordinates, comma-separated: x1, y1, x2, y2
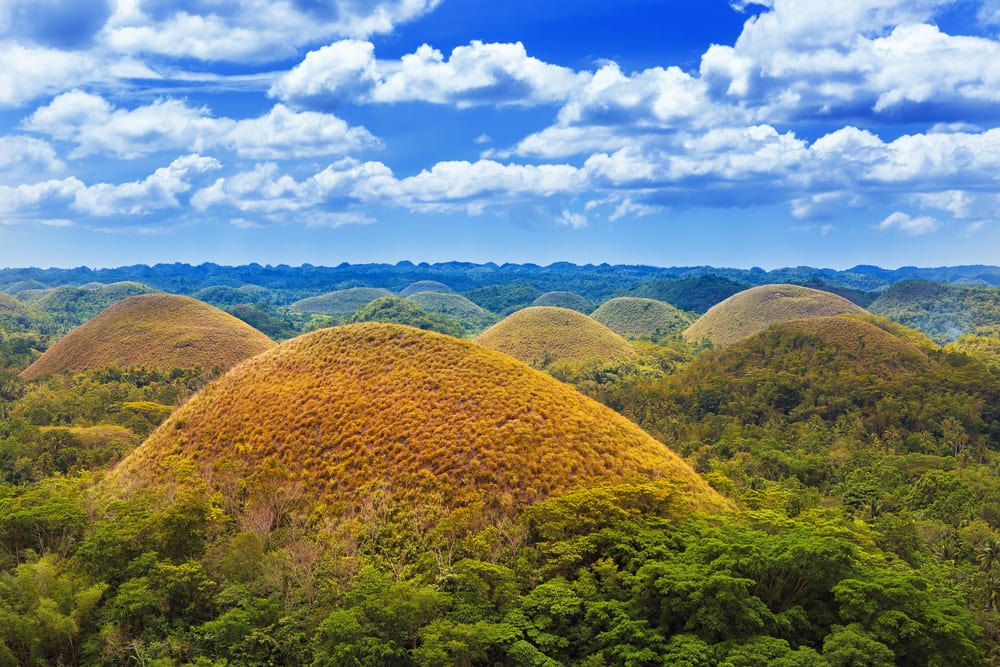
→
(878, 211, 940, 235)
(24, 92, 378, 159)
(558, 210, 587, 229)
(0, 136, 64, 183)
(103, 0, 443, 63)
(272, 40, 587, 108)
(0, 42, 98, 107)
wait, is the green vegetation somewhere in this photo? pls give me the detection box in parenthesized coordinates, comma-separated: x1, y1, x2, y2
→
(225, 304, 300, 340)
(352, 296, 466, 337)
(193, 285, 277, 310)
(869, 280, 1000, 343)
(289, 287, 393, 315)
(400, 280, 453, 296)
(107, 323, 724, 518)
(21, 294, 275, 380)
(532, 290, 593, 313)
(684, 284, 868, 347)
(591, 297, 692, 338)
(476, 306, 637, 367)
(18, 282, 158, 333)
(463, 283, 542, 315)
(408, 292, 498, 333)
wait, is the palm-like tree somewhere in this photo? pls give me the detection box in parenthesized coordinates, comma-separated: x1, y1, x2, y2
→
(979, 537, 1000, 573)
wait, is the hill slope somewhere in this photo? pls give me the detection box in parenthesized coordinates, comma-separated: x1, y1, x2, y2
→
(869, 280, 1000, 343)
(400, 280, 452, 296)
(19, 282, 158, 330)
(408, 291, 498, 332)
(289, 287, 393, 314)
(683, 284, 867, 347)
(532, 291, 593, 313)
(21, 294, 275, 379)
(475, 306, 637, 366)
(591, 297, 691, 337)
(105, 323, 727, 515)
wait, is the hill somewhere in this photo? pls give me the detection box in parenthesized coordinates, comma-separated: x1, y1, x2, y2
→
(532, 291, 593, 313)
(475, 306, 636, 367)
(193, 284, 277, 309)
(408, 291, 498, 332)
(18, 282, 159, 332)
(683, 284, 867, 347)
(289, 287, 393, 315)
(463, 283, 542, 315)
(590, 297, 691, 338)
(20, 294, 275, 379)
(0, 293, 34, 331)
(105, 323, 727, 517)
(869, 280, 1000, 343)
(400, 280, 452, 296)
(625, 275, 748, 313)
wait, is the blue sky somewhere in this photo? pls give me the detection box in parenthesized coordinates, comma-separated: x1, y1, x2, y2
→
(2, 0, 1000, 269)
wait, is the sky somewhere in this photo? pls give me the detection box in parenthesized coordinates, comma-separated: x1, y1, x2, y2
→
(2, 0, 1000, 269)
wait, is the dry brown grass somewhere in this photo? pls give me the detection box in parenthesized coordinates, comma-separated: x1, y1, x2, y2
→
(683, 284, 867, 347)
(21, 294, 275, 379)
(104, 322, 728, 517)
(475, 306, 637, 366)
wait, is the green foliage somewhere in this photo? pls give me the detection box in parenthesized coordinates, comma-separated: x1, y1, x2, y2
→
(463, 283, 542, 315)
(225, 304, 299, 340)
(626, 275, 748, 313)
(353, 297, 466, 338)
(870, 280, 1000, 343)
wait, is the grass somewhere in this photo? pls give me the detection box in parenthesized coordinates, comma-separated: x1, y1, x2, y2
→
(475, 306, 637, 367)
(21, 294, 276, 379)
(590, 297, 692, 337)
(105, 322, 728, 518)
(290, 287, 393, 315)
(400, 280, 453, 296)
(532, 291, 593, 313)
(683, 284, 867, 347)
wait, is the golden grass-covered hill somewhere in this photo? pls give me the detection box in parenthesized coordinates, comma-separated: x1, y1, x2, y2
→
(21, 294, 275, 379)
(105, 323, 728, 516)
(591, 297, 692, 338)
(475, 306, 637, 366)
(400, 280, 452, 296)
(532, 290, 593, 313)
(289, 287, 393, 315)
(683, 284, 867, 347)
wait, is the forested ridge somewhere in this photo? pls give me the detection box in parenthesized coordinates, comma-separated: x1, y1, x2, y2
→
(0, 265, 999, 664)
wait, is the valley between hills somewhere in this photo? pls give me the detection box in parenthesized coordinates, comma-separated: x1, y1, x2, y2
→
(1, 261, 1000, 665)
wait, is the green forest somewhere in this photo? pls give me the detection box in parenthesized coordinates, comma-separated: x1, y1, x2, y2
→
(1, 263, 1000, 665)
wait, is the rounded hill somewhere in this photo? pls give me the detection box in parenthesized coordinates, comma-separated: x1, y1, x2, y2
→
(591, 297, 691, 337)
(400, 280, 452, 296)
(532, 291, 592, 313)
(475, 306, 636, 366)
(408, 291, 498, 331)
(290, 287, 393, 315)
(106, 323, 727, 515)
(683, 284, 867, 347)
(21, 294, 275, 379)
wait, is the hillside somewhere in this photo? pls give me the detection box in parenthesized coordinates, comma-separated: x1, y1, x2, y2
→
(590, 297, 691, 338)
(21, 294, 275, 379)
(400, 280, 452, 296)
(869, 280, 1000, 343)
(475, 306, 636, 366)
(18, 281, 159, 332)
(625, 275, 748, 313)
(289, 287, 393, 314)
(105, 323, 727, 517)
(0, 293, 34, 331)
(683, 284, 867, 347)
(408, 291, 498, 332)
(532, 290, 593, 312)
(463, 282, 542, 315)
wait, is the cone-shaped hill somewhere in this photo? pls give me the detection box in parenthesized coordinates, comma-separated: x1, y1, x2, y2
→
(400, 280, 452, 296)
(21, 294, 275, 379)
(475, 306, 637, 366)
(105, 323, 727, 516)
(591, 297, 692, 337)
(532, 291, 592, 313)
(683, 284, 867, 347)
(290, 287, 393, 315)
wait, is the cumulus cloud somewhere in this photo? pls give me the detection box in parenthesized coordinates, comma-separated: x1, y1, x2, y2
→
(0, 154, 220, 222)
(24, 92, 379, 159)
(272, 40, 587, 108)
(103, 0, 442, 63)
(0, 42, 99, 107)
(0, 136, 64, 183)
(878, 211, 940, 235)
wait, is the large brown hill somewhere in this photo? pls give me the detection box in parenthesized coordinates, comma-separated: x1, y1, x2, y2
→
(475, 306, 636, 366)
(21, 294, 275, 379)
(105, 323, 727, 516)
(683, 284, 867, 347)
